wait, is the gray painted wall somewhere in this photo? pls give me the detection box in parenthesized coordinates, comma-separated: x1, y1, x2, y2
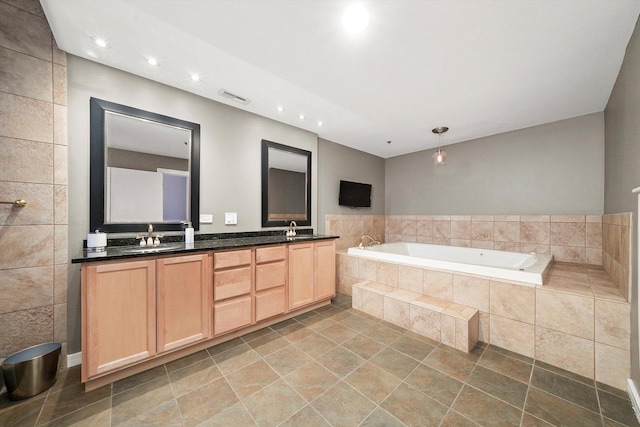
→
(317, 138, 385, 233)
(604, 17, 640, 385)
(67, 56, 318, 352)
(385, 113, 605, 215)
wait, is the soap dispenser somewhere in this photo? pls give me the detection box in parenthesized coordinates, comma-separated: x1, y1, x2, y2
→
(184, 222, 194, 244)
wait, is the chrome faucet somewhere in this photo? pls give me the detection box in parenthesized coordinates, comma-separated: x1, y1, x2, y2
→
(359, 234, 381, 249)
(135, 224, 162, 246)
(287, 221, 297, 237)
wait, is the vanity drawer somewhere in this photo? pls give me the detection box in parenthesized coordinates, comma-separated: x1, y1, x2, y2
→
(213, 267, 251, 300)
(255, 261, 286, 291)
(256, 245, 286, 264)
(214, 295, 252, 335)
(255, 287, 286, 322)
(214, 249, 252, 270)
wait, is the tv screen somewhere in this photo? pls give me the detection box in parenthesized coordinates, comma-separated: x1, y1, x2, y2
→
(339, 180, 372, 208)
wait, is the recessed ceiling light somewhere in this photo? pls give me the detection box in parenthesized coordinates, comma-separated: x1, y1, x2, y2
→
(91, 37, 110, 48)
(147, 57, 158, 66)
(299, 114, 305, 120)
(277, 106, 284, 112)
(190, 73, 200, 82)
(342, 4, 369, 34)
(317, 121, 323, 127)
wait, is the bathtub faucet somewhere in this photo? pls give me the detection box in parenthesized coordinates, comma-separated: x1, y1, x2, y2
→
(359, 234, 381, 249)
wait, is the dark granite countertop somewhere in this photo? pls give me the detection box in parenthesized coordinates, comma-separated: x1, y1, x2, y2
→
(72, 231, 339, 264)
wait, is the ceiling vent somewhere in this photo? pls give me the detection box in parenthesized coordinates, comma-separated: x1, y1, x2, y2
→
(218, 89, 250, 105)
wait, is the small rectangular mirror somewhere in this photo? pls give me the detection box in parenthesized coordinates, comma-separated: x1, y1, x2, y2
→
(261, 139, 311, 227)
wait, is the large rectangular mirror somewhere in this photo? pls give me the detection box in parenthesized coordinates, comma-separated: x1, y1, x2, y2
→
(261, 139, 311, 227)
(90, 98, 200, 233)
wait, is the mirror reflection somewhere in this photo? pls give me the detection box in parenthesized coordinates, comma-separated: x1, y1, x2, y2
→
(261, 139, 311, 227)
(105, 112, 191, 223)
(90, 98, 200, 233)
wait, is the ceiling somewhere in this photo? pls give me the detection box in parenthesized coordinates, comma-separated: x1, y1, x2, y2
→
(42, 0, 640, 158)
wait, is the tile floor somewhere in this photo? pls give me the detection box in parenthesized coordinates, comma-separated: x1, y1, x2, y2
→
(1, 294, 638, 426)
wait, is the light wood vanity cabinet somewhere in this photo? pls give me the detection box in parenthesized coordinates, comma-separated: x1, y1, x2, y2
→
(288, 240, 337, 310)
(82, 254, 211, 380)
(315, 240, 337, 301)
(213, 249, 253, 335)
(80, 238, 335, 386)
(288, 243, 315, 310)
(83, 259, 157, 379)
(82, 254, 210, 381)
(156, 254, 211, 353)
(255, 245, 287, 322)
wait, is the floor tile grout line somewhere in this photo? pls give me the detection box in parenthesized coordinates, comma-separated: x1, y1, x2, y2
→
(163, 362, 185, 427)
(34, 396, 112, 427)
(519, 352, 537, 427)
(31, 388, 51, 427)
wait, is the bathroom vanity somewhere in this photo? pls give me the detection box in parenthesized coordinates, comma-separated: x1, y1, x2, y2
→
(73, 235, 336, 390)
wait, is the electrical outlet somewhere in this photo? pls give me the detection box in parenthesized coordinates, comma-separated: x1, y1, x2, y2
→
(224, 212, 237, 225)
(199, 214, 213, 223)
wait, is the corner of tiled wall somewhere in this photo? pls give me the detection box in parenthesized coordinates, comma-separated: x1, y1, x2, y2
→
(602, 213, 632, 301)
(327, 214, 384, 296)
(0, 1, 68, 366)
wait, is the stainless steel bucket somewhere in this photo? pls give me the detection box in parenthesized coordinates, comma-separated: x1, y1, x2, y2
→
(2, 342, 61, 400)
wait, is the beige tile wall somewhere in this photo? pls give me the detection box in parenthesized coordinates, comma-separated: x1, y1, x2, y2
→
(0, 1, 68, 364)
(325, 214, 385, 251)
(602, 213, 632, 301)
(385, 214, 603, 265)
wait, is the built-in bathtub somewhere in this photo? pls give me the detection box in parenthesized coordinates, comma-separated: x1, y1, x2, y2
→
(347, 242, 552, 286)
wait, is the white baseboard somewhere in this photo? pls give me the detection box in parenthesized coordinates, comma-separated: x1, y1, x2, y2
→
(67, 352, 82, 368)
(628, 378, 640, 424)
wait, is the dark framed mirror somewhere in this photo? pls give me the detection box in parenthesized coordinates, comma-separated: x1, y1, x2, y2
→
(90, 98, 200, 233)
(261, 139, 311, 227)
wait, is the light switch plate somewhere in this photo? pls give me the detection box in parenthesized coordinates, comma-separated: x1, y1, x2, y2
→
(224, 212, 237, 225)
(199, 214, 213, 223)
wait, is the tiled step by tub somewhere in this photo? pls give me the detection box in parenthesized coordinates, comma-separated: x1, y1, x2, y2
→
(352, 281, 479, 353)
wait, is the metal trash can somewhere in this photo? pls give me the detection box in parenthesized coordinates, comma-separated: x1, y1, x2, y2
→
(2, 342, 61, 400)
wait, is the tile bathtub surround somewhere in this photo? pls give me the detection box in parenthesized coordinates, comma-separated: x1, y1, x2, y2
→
(1, 295, 638, 427)
(328, 213, 610, 270)
(383, 214, 604, 265)
(339, 248, 631, 390)
(603, 213, 632, 301)
(0, 1, 68, 362)
(329, 212, 633, 301)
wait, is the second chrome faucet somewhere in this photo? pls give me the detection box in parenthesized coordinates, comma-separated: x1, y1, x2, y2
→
(359, 234, 381, 249)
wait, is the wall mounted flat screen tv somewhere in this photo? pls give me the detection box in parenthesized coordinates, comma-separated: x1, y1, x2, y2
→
(339, 180, 372, 208)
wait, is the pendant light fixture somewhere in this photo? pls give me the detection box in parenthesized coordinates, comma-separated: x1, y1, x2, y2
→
(432, 127, 449, 166)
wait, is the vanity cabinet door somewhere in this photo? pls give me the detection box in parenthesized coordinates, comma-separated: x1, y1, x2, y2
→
(288, 243, 315, 310)
(315, 240, 336, 301)
(82, 260, 156, 380)
(157, 254, 211, 353)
